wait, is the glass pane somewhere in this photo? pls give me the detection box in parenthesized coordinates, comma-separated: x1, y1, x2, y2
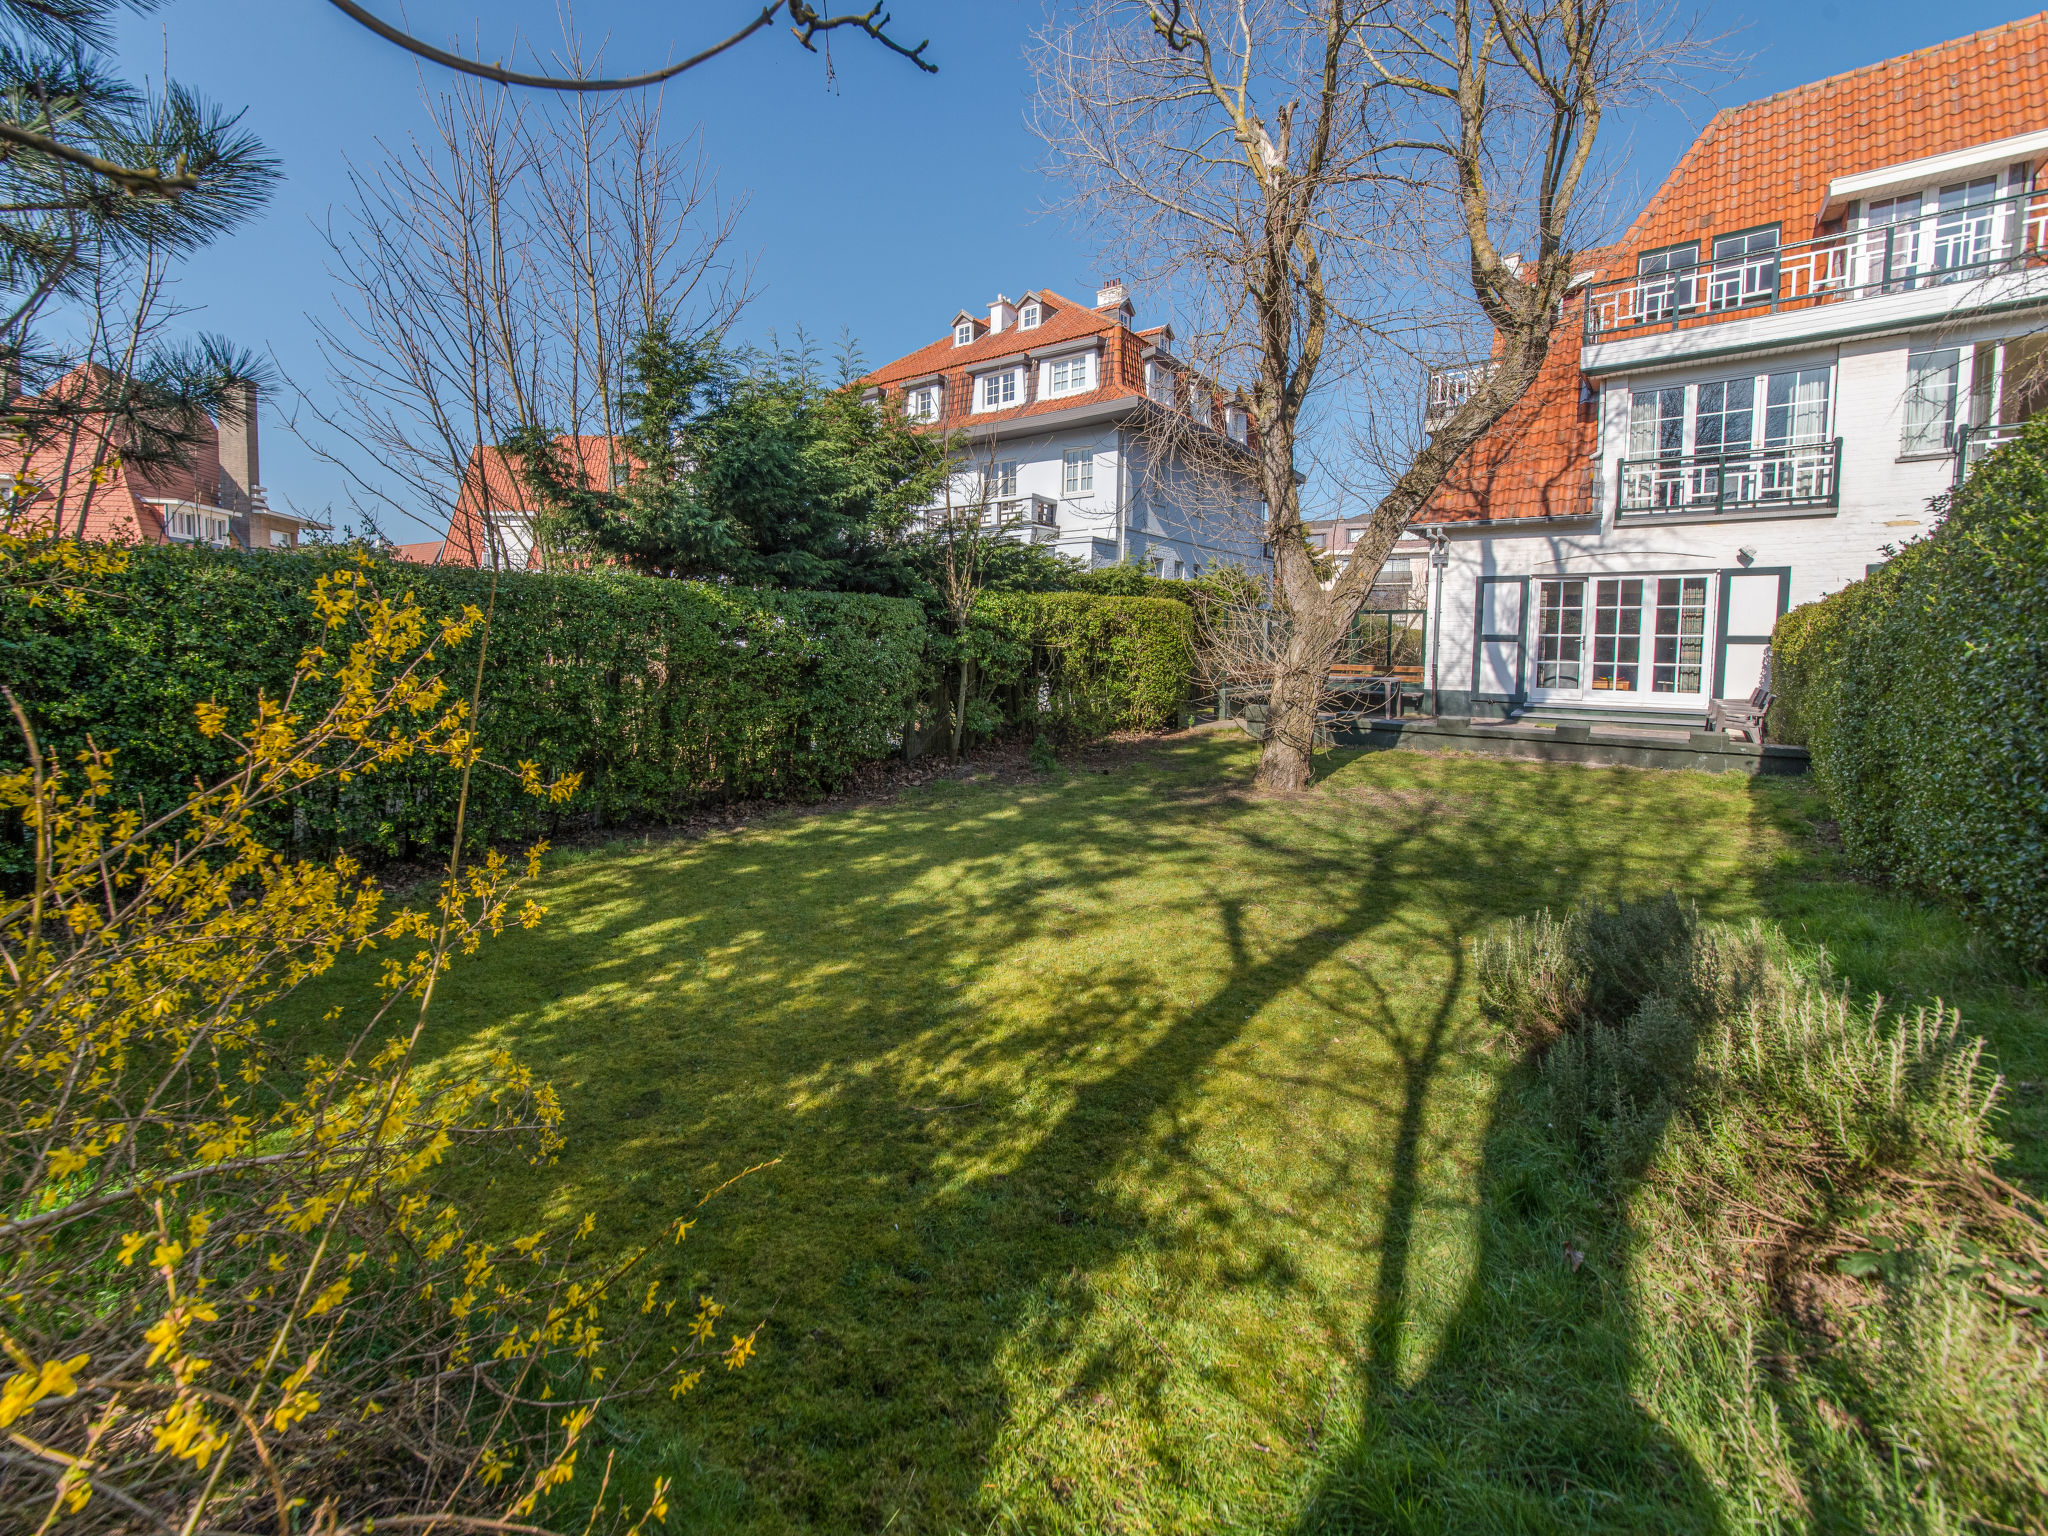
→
(1934, 176, 1999, 280)
(1652, 576, 1708, 693)
(1591, 578, 1643, 692)
(1904, 348, 1961, 452)
(1693, 378, 1754, 453)
(1535, 579, 1585, 690)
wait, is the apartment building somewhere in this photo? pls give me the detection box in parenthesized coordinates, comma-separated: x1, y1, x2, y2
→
(858, 282, 1267, 577)
(1418, 18, 2048, 721)
(6, 372, 319, 551)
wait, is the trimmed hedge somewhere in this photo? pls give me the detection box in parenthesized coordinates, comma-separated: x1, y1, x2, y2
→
(1771, 420, 2048, 964)
(975, 591, 1197, 739)
(0, 545, 928, 859)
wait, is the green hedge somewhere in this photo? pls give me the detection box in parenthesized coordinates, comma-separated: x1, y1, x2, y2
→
(974, 592, 1197, 739)
(0, 545, 928, 860)
(1770, 421, 2048, 964)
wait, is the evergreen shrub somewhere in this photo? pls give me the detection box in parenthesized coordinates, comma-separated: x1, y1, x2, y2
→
(975, 591, 1198, 739)
(0, 544, 927, 859)
(1770, 420, 2048, 965)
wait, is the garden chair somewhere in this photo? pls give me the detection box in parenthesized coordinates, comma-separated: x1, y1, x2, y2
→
(1706, 647, 1773, 742)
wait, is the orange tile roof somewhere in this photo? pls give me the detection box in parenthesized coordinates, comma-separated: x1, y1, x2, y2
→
(1426, 15, 2048, 524)
(859, 288, 1231, 432)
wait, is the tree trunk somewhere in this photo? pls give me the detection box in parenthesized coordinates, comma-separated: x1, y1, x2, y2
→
(949, 654, 975, 761)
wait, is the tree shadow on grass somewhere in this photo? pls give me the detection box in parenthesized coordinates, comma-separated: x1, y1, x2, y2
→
(344, 738, 1758, 1532)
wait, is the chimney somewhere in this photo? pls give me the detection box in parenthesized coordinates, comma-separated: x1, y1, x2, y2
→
(989, 292, 1017, 333)
(218, 380, 258, 519)
(1095, 278, 1132, 317)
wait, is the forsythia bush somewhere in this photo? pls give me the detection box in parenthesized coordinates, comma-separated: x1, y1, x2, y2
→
(975, 592, 1197, 740)
(1771, 420, 2048, 964)
(0, 543, 755, 1533)
(0, 545, 930, 862)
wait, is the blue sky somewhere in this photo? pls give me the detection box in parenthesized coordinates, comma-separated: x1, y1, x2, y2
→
(108, 0, 2034, 541)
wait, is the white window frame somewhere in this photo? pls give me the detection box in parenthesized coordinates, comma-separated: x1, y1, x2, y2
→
(1529, 573, 1713, 707)
(1618, 364, 1835, 509)
(906, 385, 941, 423)
(1042, 350, 1097, 399)
(1062, 449, 1095, 497)
(953, 321, 976, 347)
(993, 459, 1018, 498)
(974, 368, 1021, 413)
(1226, 407, 1248, 443)
(1019, 301, 1042, 329)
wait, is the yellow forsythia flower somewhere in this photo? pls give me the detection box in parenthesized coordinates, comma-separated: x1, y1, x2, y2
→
(0, 1353, 90, 1427)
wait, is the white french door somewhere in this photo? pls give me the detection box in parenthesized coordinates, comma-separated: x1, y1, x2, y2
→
(1529, 574, 1712, 708)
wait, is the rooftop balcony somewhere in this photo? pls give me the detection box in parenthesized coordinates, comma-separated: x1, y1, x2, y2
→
(1582, 186, 2048, 365)
(1424, 358, 1498, 432)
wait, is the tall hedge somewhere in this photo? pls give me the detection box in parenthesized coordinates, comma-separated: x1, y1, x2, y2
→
(0, 545, 928, 860)
(1770, 419, 2048, 964)
(975, 592, 1197, 739)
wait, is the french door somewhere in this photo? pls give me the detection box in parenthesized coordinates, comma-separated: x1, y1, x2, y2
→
(1530, 574, 1711, 708)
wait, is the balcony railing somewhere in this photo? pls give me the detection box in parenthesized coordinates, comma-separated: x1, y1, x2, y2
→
(1584, 187, 2048, 343)
(1424, 358, 1498, 431)
(1615, 439, 1841, 517)
(1953, 420, 2030, 483)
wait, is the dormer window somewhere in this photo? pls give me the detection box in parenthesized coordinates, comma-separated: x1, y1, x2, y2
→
(1226, 407, 1248, 444)
(907, 385, 941, 423)
(1145, 361, 1174, 405)
(1020, 301, 1041, 329)
(1042, 350, 1096, 399)
(975, 368, 1022, 412)
(953, 321, 976, 347)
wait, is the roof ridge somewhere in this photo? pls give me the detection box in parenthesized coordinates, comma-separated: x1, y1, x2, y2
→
(1709, 12, 2046, 122)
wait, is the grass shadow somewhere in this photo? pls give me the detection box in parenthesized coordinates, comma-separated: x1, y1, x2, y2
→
(290, 736, 1773, 1532)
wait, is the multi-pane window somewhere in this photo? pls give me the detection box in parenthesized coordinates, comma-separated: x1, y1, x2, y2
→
(994, 460, 1018, 498)
(1628, 386, 1685, 458)
(1764, 368, 1831, 445)
(1535, 579, 1585, 689)
(1146, 361, 1174, 404)
(1624, 368, 1832, 508)
(979, 369, 1018, 410)
(1191, 392, 1211, 426)
(1045, 353, 1094, 397)
(1933, 176, 1999, 281)
(1709, 227, 1779, 311)
(1538, 576, 1709, 697)
(1692, 377, 1755, 455)
(1590, 578, 1644, 692)
(954, 321, 975, 346)
(1635, 242, 1698, 321)
(1652, 577, 1708, 694)
(1226, 407, 1249, 443)
(1904, 347, 1961, 453)
(1063, 449, 1094, 496)
(1020, 302, 1041, 328)
(906, 385, 940, 422)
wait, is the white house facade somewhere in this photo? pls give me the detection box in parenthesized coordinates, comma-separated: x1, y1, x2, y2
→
(1414, 21, 2048, 723)
(860, 283, 1266, 578)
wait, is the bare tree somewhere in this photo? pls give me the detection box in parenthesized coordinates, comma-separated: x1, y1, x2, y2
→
(310, 64, 749, 561)
(1035, 0, 1701, 789)
(921, 434, 1031, 760)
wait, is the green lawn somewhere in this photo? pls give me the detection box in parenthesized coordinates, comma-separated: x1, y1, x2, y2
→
(297, 732, 2045, 1533)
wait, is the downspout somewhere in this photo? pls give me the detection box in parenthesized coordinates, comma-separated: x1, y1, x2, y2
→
(1426, 527, 1448, 717)
(1116, 422, 1128, 563)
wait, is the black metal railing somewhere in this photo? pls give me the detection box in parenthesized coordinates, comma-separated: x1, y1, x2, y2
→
(1584, 186, 2048, 343)
(1615, 439, 1842, 516)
